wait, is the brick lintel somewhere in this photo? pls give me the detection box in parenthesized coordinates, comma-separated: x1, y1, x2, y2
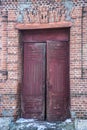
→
(15, 22, 72, 30)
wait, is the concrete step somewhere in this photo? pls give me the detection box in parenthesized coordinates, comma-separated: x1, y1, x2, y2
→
(9, 118, 75, 130)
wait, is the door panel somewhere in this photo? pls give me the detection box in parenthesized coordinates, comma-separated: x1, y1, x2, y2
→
(22, 41, 70, 121)
(22, 43, 46, 120)
(47, 41, 70, 121)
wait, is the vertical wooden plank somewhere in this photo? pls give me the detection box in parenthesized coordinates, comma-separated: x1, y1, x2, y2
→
(22, 43, 46, 120)
(47, 41, 70, 121)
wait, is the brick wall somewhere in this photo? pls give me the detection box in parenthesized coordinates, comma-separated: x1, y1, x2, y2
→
(0, 0, 87, 119)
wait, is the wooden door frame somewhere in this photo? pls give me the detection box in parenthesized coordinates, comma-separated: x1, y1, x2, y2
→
(21, 28, 70, 120)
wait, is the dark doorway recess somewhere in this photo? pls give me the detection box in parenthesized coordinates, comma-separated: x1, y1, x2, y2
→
(21, 28, 70, 121)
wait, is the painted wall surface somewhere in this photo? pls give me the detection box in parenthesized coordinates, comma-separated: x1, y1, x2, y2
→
(0, 0, 87, 119)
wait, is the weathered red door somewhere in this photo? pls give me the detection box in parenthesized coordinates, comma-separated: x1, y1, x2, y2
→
(22, 40, 70, 121)
(47, 41, 70, 121)
(22, 43, 46, 120)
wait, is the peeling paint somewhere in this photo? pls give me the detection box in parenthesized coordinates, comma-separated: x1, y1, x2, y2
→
(63, 1, 74, 21)
(16, 2, 74, 23)
(9, 95, 16, 101)
(17, 3, 32, 23)
(2, 109, 14, 117)
(18, 3, 32, 11)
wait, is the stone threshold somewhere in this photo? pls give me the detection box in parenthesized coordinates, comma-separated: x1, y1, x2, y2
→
(0, 117, 87, 130)
(0, 117, 74, 130)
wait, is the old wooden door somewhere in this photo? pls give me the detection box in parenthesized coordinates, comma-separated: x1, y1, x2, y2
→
(47, 41, 69, 121)
(22, 43, 46, 120)
(22, 40, 70, 121)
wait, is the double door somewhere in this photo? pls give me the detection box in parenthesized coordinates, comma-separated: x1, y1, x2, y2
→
(22, 40, 70, 121)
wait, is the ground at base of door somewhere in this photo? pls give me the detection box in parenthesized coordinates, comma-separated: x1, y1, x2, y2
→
(9, 118, 74, 130)
(0, 117, 87, 130)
